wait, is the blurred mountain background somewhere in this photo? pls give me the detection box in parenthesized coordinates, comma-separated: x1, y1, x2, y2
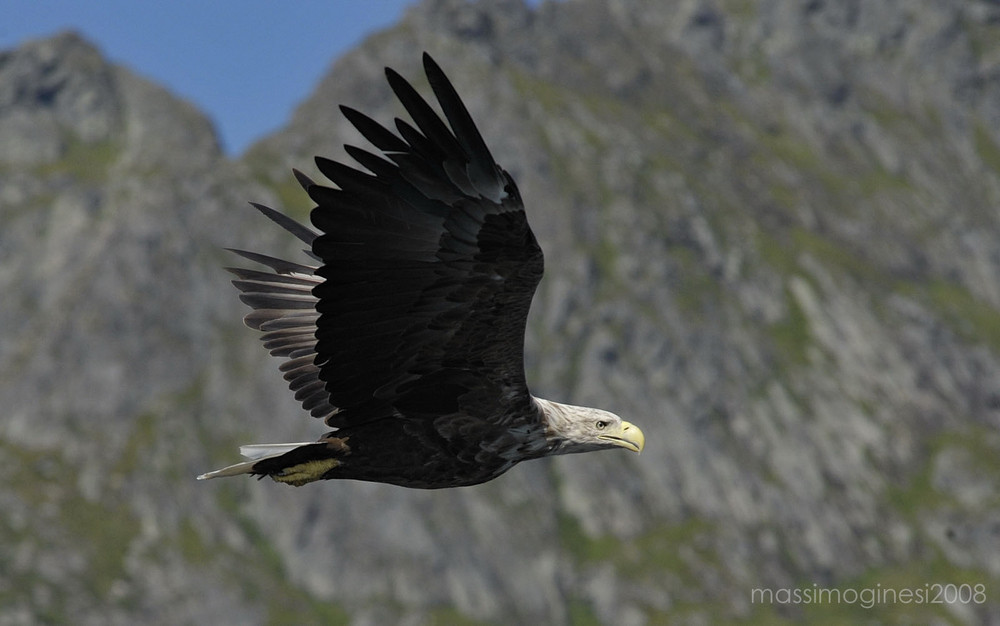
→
(3, 0, 1000, 623)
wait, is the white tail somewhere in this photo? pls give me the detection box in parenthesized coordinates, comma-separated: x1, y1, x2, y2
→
(196, 442, 313, 480)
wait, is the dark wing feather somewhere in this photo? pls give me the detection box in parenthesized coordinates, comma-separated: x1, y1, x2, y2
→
(339, 105, 411, 153)
(309, 53, 544, 438)
(226, 203, 338, 421)
(227, 54, 545, 484)
(422, 53, 503, 201)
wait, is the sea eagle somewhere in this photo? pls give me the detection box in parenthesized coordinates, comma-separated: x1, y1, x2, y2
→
(198, 53, 644, 488)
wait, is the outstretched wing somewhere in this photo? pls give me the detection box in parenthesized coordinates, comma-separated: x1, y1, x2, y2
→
(229, 53, 544, 440)
(309, 53, 544, 429)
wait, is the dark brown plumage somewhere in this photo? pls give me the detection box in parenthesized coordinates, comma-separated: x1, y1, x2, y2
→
(198, 53, 643, 489)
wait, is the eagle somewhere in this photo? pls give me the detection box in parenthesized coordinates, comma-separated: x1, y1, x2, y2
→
(198, 53, 644, 489)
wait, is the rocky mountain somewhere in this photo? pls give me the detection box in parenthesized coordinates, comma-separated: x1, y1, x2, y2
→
(3, 0, 1000, 623)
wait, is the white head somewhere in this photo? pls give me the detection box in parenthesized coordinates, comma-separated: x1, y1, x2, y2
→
(534, 397, 645, 456)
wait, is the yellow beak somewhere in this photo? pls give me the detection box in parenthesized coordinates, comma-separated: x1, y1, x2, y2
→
(599, 420, 645, 453)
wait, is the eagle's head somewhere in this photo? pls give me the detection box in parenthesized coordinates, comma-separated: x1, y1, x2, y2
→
(535, 398, 645, 456)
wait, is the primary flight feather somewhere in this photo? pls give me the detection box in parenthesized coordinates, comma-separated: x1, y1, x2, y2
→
(198, 53, 644, 489)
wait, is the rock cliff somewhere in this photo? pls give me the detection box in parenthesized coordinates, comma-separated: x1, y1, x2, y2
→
(2, 0, 1000, 623)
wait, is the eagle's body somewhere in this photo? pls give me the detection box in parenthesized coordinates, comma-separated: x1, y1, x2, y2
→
(198, 54, 643, 489)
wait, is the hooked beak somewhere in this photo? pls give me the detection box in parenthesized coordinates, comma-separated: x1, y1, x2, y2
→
(599, 420, 645, 453)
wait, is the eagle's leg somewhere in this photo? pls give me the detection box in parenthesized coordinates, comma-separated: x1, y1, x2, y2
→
(270, 457, 341, 486)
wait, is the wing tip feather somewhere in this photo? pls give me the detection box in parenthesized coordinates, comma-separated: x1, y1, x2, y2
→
(292, 168, 315, 190)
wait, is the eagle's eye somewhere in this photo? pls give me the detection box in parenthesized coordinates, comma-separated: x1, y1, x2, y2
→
(595, 420, 608, 430)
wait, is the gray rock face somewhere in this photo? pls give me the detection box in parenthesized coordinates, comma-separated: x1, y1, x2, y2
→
(3, 1, 1000, 623)
(0, 31, 121, 164)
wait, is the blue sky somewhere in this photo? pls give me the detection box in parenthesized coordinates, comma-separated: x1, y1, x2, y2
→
(1, 1, 416, 155)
